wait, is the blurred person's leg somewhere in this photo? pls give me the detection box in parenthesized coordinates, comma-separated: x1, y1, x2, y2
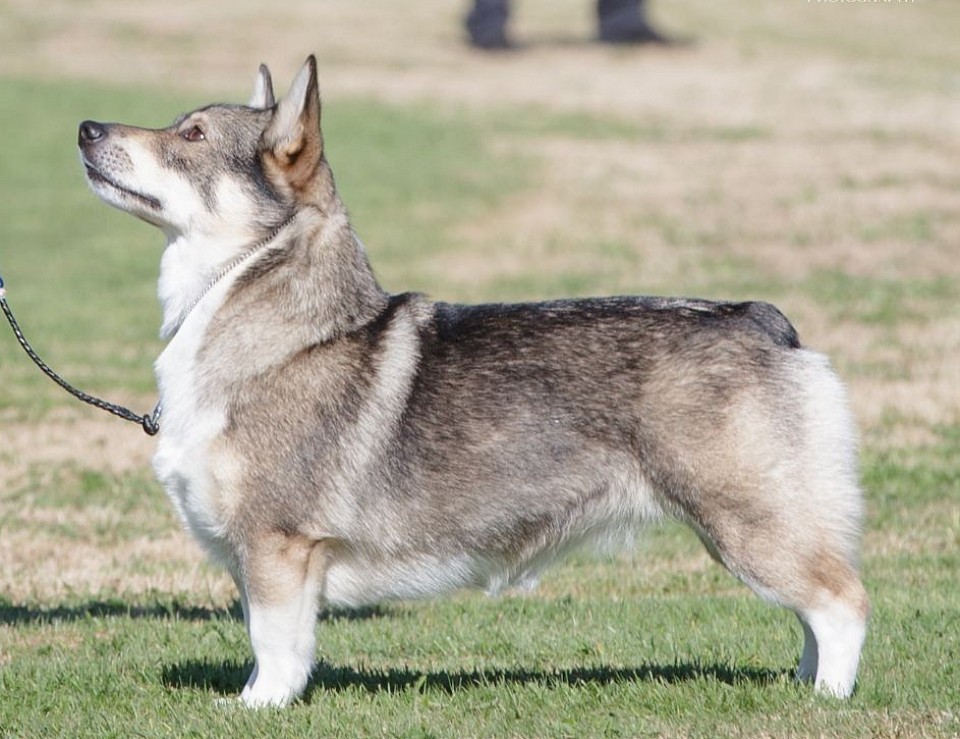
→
(597, 0, 670, 44)
(466, 0, 512, 49)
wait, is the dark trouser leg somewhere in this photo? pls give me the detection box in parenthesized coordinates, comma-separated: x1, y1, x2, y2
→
(597, 0, 667, 43)
(466, 0, 511, 49)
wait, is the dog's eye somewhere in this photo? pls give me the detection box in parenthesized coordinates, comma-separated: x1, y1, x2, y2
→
(181, 125, 205, 142)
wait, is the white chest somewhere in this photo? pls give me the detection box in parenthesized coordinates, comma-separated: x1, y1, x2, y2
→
(152, 272, 238, 549)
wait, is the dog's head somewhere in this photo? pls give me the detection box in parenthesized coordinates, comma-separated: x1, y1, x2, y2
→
(78, 56, 327, 241)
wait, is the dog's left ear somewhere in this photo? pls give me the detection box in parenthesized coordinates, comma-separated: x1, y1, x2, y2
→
(248, 64, 275, 109)
(261, 55, 322, 189)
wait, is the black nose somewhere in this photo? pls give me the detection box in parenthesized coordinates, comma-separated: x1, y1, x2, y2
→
(78, 120, 106, 146)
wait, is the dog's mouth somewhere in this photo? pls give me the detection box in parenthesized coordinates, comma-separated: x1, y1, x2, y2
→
(83, 162, 162, 211)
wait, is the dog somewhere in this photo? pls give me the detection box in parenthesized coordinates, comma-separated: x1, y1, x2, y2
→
(77, 56, 868, 707)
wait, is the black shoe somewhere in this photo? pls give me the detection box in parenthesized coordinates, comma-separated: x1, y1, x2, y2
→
(598, 23, 681, 45)
(468, 30, 516, 51)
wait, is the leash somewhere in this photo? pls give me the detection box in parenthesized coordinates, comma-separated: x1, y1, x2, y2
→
(0, 273, 162, 436)
(0, 215, 300, 436)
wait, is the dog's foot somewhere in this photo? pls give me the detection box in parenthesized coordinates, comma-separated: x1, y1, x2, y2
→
(805, 599, 868, 699)
(238, 657, 312, 708)
(239, 682, 298, 709)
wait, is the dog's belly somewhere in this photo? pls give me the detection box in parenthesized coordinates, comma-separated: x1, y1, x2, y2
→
(321, 547, 573, 608)
(322, 550, 492, 607)
(319, 485, 657, 609)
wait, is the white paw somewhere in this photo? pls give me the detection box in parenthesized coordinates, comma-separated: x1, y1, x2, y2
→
(814, 676, 855, 699)
(239, 682, 297, 708)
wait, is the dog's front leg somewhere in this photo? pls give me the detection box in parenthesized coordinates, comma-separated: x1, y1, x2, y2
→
(237, 534, 326, 708)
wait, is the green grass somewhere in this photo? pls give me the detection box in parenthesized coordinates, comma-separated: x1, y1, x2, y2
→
(805, 272, 958, 326)
(1, 428, 958, 737)
(328, 104, 533, 296)
(1, 58, 959, 738)
(0, 79, 181, 413)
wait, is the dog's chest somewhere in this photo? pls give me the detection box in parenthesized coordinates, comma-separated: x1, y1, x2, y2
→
(153, 281, 236, 550)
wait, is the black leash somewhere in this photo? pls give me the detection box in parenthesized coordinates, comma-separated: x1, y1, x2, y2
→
(0, 274, 161, 435)
(0, 215, 299, 436)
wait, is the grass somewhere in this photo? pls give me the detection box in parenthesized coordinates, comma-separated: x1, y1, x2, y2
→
(2, 438, 957, 739)
(2, 0, 960, 735)
(1, 453, 959, 739)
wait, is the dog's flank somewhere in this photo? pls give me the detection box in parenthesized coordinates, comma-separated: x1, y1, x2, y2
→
(78, 56, 868, 708)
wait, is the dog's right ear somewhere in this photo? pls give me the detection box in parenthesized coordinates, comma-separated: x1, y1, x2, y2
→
(248, 64, 275, 109)
(261, 56, 322, 196)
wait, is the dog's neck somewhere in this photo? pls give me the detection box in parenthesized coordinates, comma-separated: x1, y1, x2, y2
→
(157, 218, 298, 339)
(156, 206, 388, 345)
(158, 216, 299, 339)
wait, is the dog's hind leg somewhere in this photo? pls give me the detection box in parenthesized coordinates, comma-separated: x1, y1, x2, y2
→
(686, 352, 868, 697)
(790, 354, 869, 697)
(692, 485, 869, 699)
(795, 616, 818, 684)
(795, 582, 868, 698)
(694, 509, 868, 697)
(237, 535, 327, 708)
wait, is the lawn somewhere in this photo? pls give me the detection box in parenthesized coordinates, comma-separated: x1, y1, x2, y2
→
(1, 1, 959, 737)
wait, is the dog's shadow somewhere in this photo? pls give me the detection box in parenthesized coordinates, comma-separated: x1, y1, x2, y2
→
(0, 598, 243, 625)
(162, 659, 788, 701)
(0, 599, 384, 626)
(1, 599, 787, 698)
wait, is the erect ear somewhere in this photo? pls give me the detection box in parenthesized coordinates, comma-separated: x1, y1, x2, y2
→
(248, 63, 275, 109)
(261, 55, 322, 173)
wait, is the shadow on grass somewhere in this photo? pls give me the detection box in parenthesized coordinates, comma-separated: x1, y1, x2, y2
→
(161, 658, 788, 700)
(0, 598, 386, 626)
(0, 599, 242, 625)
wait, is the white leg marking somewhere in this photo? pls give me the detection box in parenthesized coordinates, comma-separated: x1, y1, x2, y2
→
(239, 594, 318, 708)
(804, 602, 866, 698)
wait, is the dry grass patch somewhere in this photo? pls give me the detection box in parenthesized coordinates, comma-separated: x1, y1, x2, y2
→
(2, 0, 957, 119)
(0, 409, 156, 486)
(0, 523, 232, 605)
(866, 499, 960, 559)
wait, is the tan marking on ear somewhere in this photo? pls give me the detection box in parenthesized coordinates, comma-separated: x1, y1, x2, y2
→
(260, 56, 325, 201)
